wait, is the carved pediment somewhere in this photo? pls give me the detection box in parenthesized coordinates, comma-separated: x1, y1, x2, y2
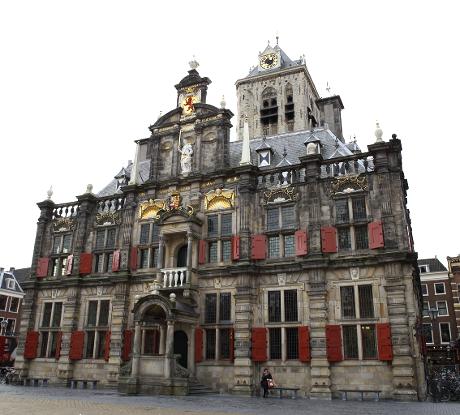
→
(329, 174, 368, 195)
(262, 186, 298, 205)
(53, 217, 75, 232)
(204, 188, 235, 211)
(95, 211, 121, 226)
(139, 199, 166, 220)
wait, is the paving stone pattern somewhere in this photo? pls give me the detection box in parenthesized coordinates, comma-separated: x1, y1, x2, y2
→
(0, 385, 459, 415)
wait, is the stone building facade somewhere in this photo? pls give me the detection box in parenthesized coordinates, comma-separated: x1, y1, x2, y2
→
(15, 44, 424, 400)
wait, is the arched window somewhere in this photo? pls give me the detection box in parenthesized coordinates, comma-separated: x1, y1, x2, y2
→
(285, 84, 294, 130)
(260, 87, 278, 135)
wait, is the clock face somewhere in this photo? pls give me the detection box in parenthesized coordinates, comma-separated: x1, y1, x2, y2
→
(260, 53, 279, 69)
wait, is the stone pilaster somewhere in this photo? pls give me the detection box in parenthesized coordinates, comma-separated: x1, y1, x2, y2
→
(120, 186, 137, 271)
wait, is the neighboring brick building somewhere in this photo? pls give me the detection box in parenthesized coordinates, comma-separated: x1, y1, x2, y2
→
(447, 256, 460, 352)
(15, 43, 424, 400)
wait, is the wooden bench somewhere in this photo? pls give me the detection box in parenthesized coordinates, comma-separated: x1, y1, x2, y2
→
(23, 378, 49, 387)
(271, 387, 300, 399)
(68, 379, 98, 389)
(339, 389, 382, 401)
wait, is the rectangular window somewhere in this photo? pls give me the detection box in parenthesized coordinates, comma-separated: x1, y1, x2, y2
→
(267, 208, 279, 231)
(437, 301, 448, 316)
(222, 240, 231, 262)
(268, 291, 281, 322)
(361, 324, 377, 359)
(341, 286, 356, 319)
(281, 206, 295, 228)
(40, 332, 49, 358)
(205, 293, 217, 324)
(335, 199, 349, 223)
(208, 242, 218, 263)
(140, 224, 150, 244)
(52, 235, 61, 254)
(106, 228, 116, 248)
(105, 252, 113, 272)
(219, 328, 231, 359)
(421, 284, 428, 296)
(87, 301, 98, 326)
(96, 331, 107, 359)
(42, 303, 53, 327)
(269, 328, 282, 359)
(219, 293, 231, 322)
(144, 329, 160, 355)
(94, 254, 104, 273)
(151, 224, 159, 243)
(343, 325, 358, 359)
(86, 331, 95, 358)
(440, 323, 451, 343)
(338, 227, 351, 250)
(354, 225, 369, 249)
(352, 197, 367, 221)
(95, 231, 105, 249)
(51, 303, 63, 327)
(85, 300, 110, 359)
(39, 302, 63, 358)
(284, 235, 295, 257)
(268, 236, 280, 258)
(284, 290, 298, 322)
(206, 329, 216, 360)
(423, 323, 433, 343)
(9, 297, 19, 313)
(422, 301, 430, 317)
(151, 247, 159, 268)
(0, 295, 7, 311)
(98, 300, 110, 326)
(358, 285, 374, 318)
(140, 249, 149, 269)
(286, 327, 299, 359)
(434, 283, 445, 294)
(221, 214, 232, 236)
(207, 216, 218, 237)
(62, 234, 72, 253)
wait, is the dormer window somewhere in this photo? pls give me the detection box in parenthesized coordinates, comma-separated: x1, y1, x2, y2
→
(259, 150, 271, 167)
(6, 278, 15, 290)
(419, 265, 429, 273)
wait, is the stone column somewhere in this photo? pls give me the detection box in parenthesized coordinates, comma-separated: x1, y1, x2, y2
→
(186, 231, 193, 270)
(188, 326, 196, 375)
(159, 325, 166, 355)
(131, 322, 142, 377)
(164, 320, 175, 378)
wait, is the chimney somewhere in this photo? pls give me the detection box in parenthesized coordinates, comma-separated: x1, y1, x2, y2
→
(317, 95, 345, 142)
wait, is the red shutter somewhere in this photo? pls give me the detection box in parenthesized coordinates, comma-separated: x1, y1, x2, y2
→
(231, 236, 240, 261)
(229, 328, 235, 362)
(55, 331, 63, 360)
(195, 327, 203, 363)
(121, 329, 133, 361)
(377, 323, 393, 361)
(369, 221, 384, 249)
(79, 253, 92, 275)
(198, 240, 207, 264)
(104, 331, 111, 361)
(0, 336, 6, 359)
(36, 257, 49, 278)
(65, 255, 73, 276)
(321, 227, 337, 253)
(112, 249, 121, 272)
(326, 325, 343, 362)
(251, 327, 267, 362)
(69, 331, 85, 360)
(295, 230, 308, 256)
(24, 331, 39, 359)
(130, 246, 138, 271)
(298, 326, 311, 362)
(251, 235, 267, 260)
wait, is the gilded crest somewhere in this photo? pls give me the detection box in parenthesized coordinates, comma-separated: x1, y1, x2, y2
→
(95, 211, 120, 226)
(329, 174, 368, 195)
(156, 192, 194, 220)
(262, 186, 298, 205)
(53, 217, 75, 232)
(204, 188, 235, 211)
(139, 199, 166, 220)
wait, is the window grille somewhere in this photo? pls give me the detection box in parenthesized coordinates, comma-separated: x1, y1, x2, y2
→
(222, 240, 231, 262)
(358, 285, 374, 318)
(95, 231, 105, 249)
(268, 291, 281, 322)
(352, 197, 367, 221)
(140, 249, 149, 269)
(268, 236, 280, 258)
(206, 329, 216, 359)
(284, 290, 298, 322)
(219, 328, 231, 359)
(286, 327, 299, 359)
(338, 227, 351, 250)
(40, 302, 63, 358)
(208, 216, 218, 237)
(355, 225, 369, 249)
(335, 199, 349, 223)
(343, 325, 358, 359)
(140, 224, 150, 244)
(281, 206, 295, 228)
(219, 293, 231, 322)
(341, 286, 356, 319)
(106, 228, 116, 248)
(208, 242, 218, 263)
(221, 214, 232, 236)
(284, 235, 295, 257)
(269, 328, 282, 359)
(205, 294, 217, 323)
(361, 324, 376, 359)
(267, 208, 279, 231)
(151, 224, 159, 243)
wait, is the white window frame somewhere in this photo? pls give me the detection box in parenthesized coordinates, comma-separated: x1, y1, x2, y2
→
(0, 318, 15, 335)
(258, 150, 271, 167)
(423, 323, 434, 344)
(419, 264, 429, 273)
(421, 284, 428, 296)
(436, 300, 448, 316)
(39, 301, 63, 358)
(422, 301, 430, 317)
(434, 282, 446, 295)
(8, 296, 20, 313)
(0, 294, 7, 311)
(439, 322, 451, 344)
(6, 278, 15, 290)
(85, 299, 111, 360)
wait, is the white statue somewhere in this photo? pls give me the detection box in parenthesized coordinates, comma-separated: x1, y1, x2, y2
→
(178, 142, 193, 174)
(306, 142, 317, 155)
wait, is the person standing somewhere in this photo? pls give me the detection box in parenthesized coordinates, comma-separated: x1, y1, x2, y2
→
(260, 368, 274, 398)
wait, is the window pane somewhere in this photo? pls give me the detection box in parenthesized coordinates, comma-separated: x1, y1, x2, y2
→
(284, 234, 295, 257)
(140, 224, 150, 244)
(60, 257, 67, 276)
(284, 290, 298, 322)
(98, 300, 110, 326)
(437, 301, 448, 316)
(106, 253, 113, 272)
(422, 301, 429, 317)
(49, 331, 59, 358)
(352, 197, 367, 221)
(219, 328, 231, 359)
(355, 225, 368, 250)
(87, 301, 98, 326)
(151, 224, 159, 243)
(207, 216, 218, 237)
(151, 247, 159, 268)
(268, 291, 281, 322)
(338, 227, 351, 250)
(40, 331, 49, 358)
(341, 286, 356, 319)
(343, 325, 358, 359)
(435, 283, 445, 294)
(335, 199, 349, 223)
(144, 329, 159, 355)
(52, 236, 61, 254)
(96, 331, 107, 359)
(9, 297, 19, 312)
(361, 324, 377, 359)
(268, 236, 280, 258)
(221, 214, 232, 236)
(140, 249, 149, 269)
(95, 254, 104, 273)
(205, 294, 217, 324)
(51, 302, 63, 327)
(95, 231, 105, 250)
(42, 303, 53, 327)
(222, 240, 231, 262)
(106, 228, 116, 248)
(208, 242, 218, 263)
(0, 295, 7, 310)
(423, 324, 433, 343)
(52, 259, 59, 277)
(440, 323, 451, 343)
(269, 328, 282, 359)
(421, 284, 428, 295)
(206, 329, 216, 359)
(62, 234, 72, 253)
(358, 285, 374, 318)
(219, 293, 231, 322)
(267, 208, 279, 231)
(286, 327, 299, 359)
(281, 206, 295, 228)
(85, 330, 95, 358)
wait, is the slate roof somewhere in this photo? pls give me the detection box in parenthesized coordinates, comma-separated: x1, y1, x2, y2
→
(417, 258, 448, 273)
(13, 268, 30, 284)
(0, 269, 25, 294)
(247, 45, 303, 78)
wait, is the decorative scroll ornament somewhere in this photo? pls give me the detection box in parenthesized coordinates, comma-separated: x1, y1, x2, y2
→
(329, 174, 368, 195)
(139, 199, 166, 220)
(53, 217, 75, 232)
(204, 188, 235, 211)
(95, 211, 121, 226)
(156, 192, 194, 220)
(262, 186, 298, 205)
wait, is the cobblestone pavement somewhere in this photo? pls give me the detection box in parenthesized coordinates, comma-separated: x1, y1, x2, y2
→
(0, 385, 459, 415)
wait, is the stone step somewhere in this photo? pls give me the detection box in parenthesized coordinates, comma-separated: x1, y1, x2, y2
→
(188, 382, 217, 395)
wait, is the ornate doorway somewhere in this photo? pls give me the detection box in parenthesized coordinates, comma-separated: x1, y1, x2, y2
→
(173, 330, 188, 368)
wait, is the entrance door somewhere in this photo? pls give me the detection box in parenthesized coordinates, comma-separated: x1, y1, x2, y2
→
(177, 245, 187, 267)
(173, 330, 188, 368)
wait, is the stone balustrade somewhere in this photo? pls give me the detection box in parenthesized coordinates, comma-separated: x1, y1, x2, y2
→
(161, 267, 188, 288)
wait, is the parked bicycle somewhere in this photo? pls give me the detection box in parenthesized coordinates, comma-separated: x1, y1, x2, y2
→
(427, 366, 460, 402)
(0, 367, 16, 385)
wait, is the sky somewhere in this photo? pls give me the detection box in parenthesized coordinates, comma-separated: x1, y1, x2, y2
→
(1, 0, 459, 269)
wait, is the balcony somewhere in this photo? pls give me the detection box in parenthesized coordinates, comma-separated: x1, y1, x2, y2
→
(160, 267, 188, 288)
